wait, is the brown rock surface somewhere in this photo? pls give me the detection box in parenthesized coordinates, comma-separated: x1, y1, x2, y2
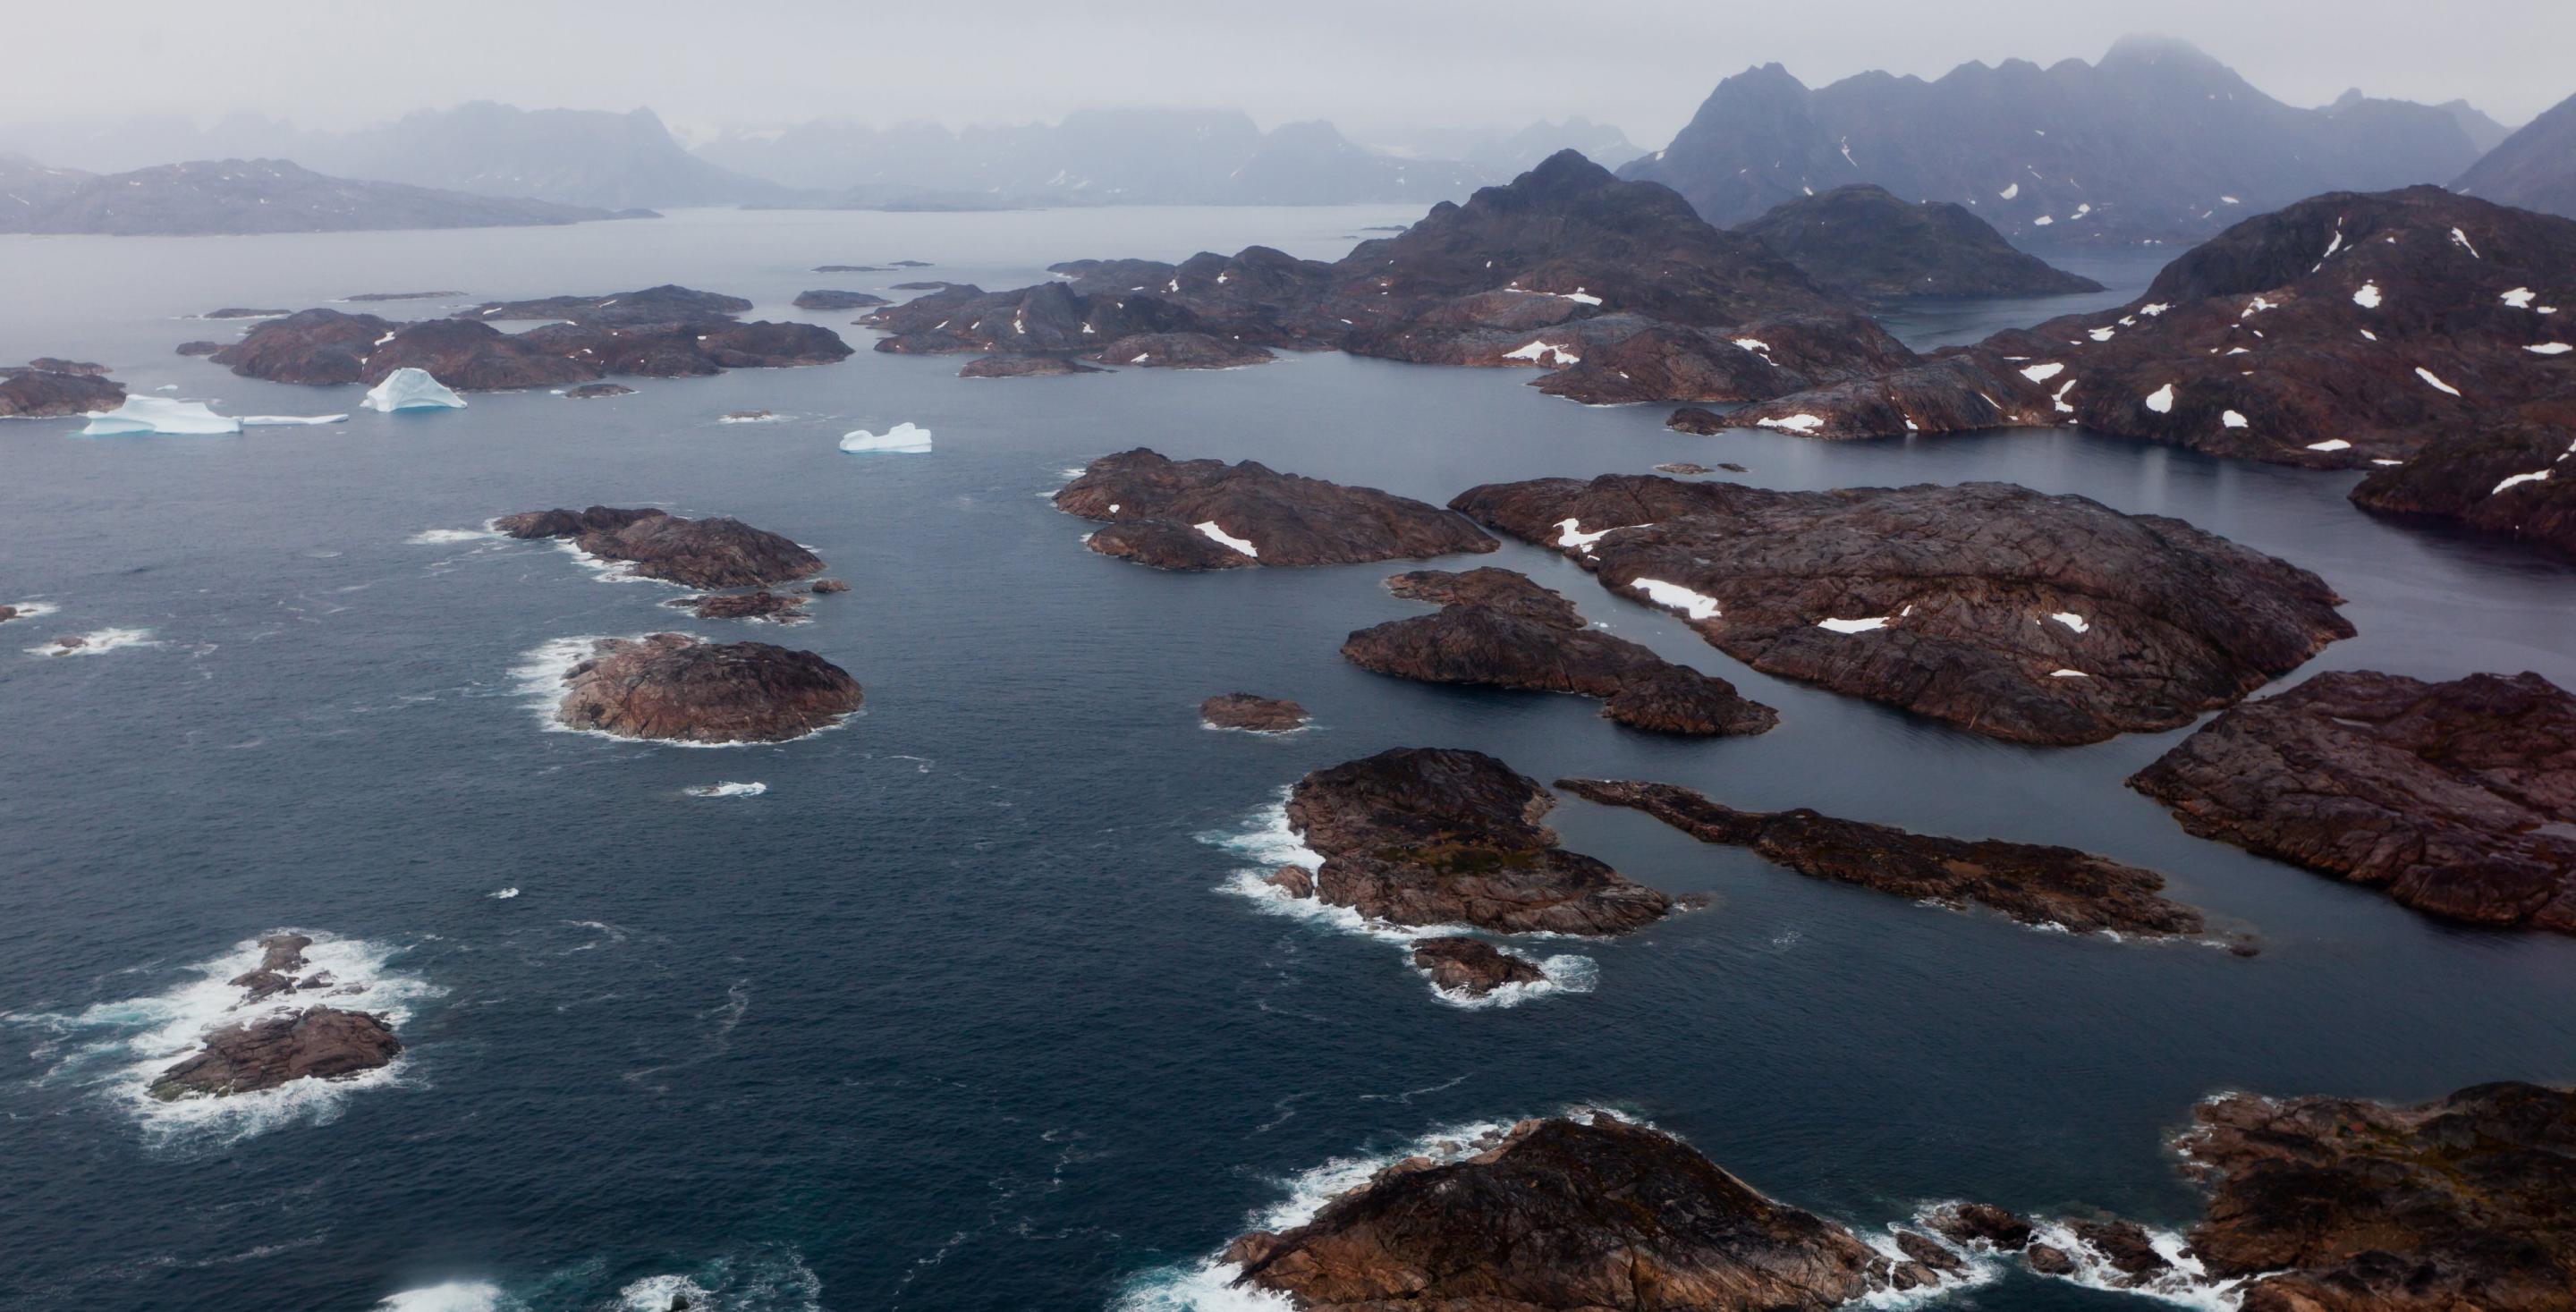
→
(149, 1006, 402, 1100)
(496, 505, 824, 588)
(1201, 693, 1310, 732)
(1409, 936, 1546, 996)
(552, 633, 863, 744)
(1055, 449, 1496, 571)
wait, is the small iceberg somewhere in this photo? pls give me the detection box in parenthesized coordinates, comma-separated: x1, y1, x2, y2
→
(240, 413, 350, 427)
(840, 421, 930, 453)
(80, 396, 240, 436)
(361, 368, 466, 413)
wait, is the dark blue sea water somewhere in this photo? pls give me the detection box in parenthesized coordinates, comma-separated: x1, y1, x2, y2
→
(3, 208, 2572, 1312)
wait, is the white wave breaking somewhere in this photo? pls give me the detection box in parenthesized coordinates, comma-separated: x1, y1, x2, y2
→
(685, 781, 769, 798)
(4, 929, 441, 1150)
(508, 636, 853, 749)
(406, 527, 502, 546)
(1202, 795, 1596, 1008)
(24, 626, 157, 657)
(376, 1281, 516, 1312)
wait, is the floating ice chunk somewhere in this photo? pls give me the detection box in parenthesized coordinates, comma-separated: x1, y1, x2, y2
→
(1999, 182, 2019, 199)
(2414, 368, 2462, 397)
(2494, 470, 2553, 495)
(2049, 669, 2089, 678)
(1503, 340, 1580, 366)
(2307, 438, 2352, 452)
(2144, 384, 2175, 414)
(2503, 287, 2538, 309)
(1817, 615, 1888, 633)
(361, 368, 465, 412)
(1193, 521, 1258, 557)
(79, 395, 240, 436)
(840, 421, 931, 453)
(2020, 362, 2065, 383)
(2221, 410, 2248, 429)
(1756, 413, 1825, 433)
(2352, 282, 2382, 309)
(2528, 343, 2572, 355)
(488, 887, 520, 899)
(240, 413, 349, 427)
(1629, 578, 1719, 621)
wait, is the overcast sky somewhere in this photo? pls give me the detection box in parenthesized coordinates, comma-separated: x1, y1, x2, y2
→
(12, 0, 2572, 142)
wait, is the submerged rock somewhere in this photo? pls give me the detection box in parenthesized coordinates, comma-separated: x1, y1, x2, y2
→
(1283, 748, 1674, 935)
(552, 633, 863, 744)
(1346, 568, 1775, 735)
(1055, 448, 1495, 571)
(496, 505, 824, 588)
(1557, 779, 2221, 940)
(149, 1006, 402, 1100)
(1224, 1115, 1919, 1311)
(1200, 693, 1309, 732)
(2129, 669, 2576, 932)
(1451, 474, 2352, 745)
(1410, 936, 1546, 996)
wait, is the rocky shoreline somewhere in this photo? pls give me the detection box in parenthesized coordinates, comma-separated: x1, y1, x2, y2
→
(1055, 449, 1496, 570)
(496, 506, 825, 589)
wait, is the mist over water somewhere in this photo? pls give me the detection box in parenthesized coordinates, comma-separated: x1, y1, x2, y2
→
(2, 207, 2573, 1310)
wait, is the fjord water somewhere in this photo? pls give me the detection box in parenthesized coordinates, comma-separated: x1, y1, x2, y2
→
(2, 207, 2572, 1312)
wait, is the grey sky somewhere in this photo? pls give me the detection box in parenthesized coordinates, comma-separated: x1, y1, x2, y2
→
(13, 0, 2572, 141)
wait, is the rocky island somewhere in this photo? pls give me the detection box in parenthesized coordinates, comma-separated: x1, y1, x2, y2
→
(1733, 183, 2105, 299)
(2129, 670, 2576, 931)
(210, 285, 850, 391)
(0, 157, 623, 236)
(1281, 748, 1675, 934)
(1451, 474, 2352, 744)
(1344, 567, 1776, 735)
(550, 634, 863, 744)
(1224, 1114, 1966, 1310)
(495, 506, 825, 588)
(149, 933, 402, 1101)
(1558, 778, 2225, 943)
(2349, 402, 2576, 558)
(1408, 936, 1546, 997)
(0, 360, 124, 418)
(1055, 449, 1496, 570)
(1200, 693, 1309, 732)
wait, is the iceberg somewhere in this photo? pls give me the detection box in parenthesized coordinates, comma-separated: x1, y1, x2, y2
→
(79, 395, 240, 436)
(361, 368, 466, 413)
(240, 413, 350, 427)
(839, 421, 931, 453)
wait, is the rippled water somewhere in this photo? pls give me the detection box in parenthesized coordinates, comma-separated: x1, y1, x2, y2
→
(2, 208, 2572, 1311)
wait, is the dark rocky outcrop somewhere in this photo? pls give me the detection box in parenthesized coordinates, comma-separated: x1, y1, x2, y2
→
(1201, 693, 1309, 732)
(1224, 1115, 1950, 1310)
(456, 284, 751, 325)
(1734, 184, 2104, 298)
(1928, 1202, 2034, 1252)
(1083, 332, 1271, 369)
(1282, 748, 1674, 934)
(1530, 315, 1914, 407)
(1716, 188, 2576, 475)
(671, 590, 807, 622)
(2168, 1081, 2576, 1312)
(958, 354, 1106, 378)
(174, 340, 222, 356)
(1453, 474, 2351, 745)
(551, 633, 862, 744)
(2350, 405, 2576, 558)
(1345, 568, 1775, 735)
(27, 357, 106, 375)
(149, 1006, 402, 1100)
(225, 933, 316, 1002)
(792, 289, 891, 310)
(2454, 89, 2576, 220)
(0, 362, 124, 418)
(1410, 936, 1546, 996)
(806, 579, 849, 595)
(2128, 670, 2576, 932)
(1558, 778, 2219, 940)
(495, 505, 824, 589)
(564, 382, 635, 399)
(1055, 449, 1495, 571)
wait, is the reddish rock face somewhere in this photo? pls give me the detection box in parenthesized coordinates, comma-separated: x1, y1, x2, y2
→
(958, 354, 1106, 378)
(1345, 568, 1775, 736)
(1055, 449, 1496, 571)
(1559, 778, 2219, 940)
(1409, 936, 1545, 996)
(1080, 332, 1272, 369)
(1536, 315, 1915, 406)
(1282, 748, 1674, 935)
(0, 363, 125, 417)
(2351, 402, 2576, 558)
(149, 1007, 402, 1100)
(1224, 1115, 1919, 1311)
(1452, 473, 2352, 745)
(2130, 669, 2576, 932)
(495, 505, 824, 589)
(553, 633, 862, 744)
(1199, 693, 1309, 732)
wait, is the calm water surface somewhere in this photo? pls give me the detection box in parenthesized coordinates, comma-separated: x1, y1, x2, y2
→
(2, 208, 2571, 1311)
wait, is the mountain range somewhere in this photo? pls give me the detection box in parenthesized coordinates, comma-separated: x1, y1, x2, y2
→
(2455, 89, 2576, 220)
(0, 157, 623, 235)
(1623, 35, 2495, 245)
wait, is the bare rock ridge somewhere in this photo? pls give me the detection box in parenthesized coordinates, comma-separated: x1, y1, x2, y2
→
(1280, 747, 1675, 935)
(549, 633, 863, 744)
(1715, 188, 2576, 495)
(209, 285, 850, 390)
(1343, 567, 1777, 735)
(2129, 669, 2576, 932)
(1450, 474, 2351, 745)
(495, 506, 824, 589)
(2454, 89, 2576, 221)
(1053, 448, 1496, 571)
(864, 150, 1922, 405)
(1733, 183, 2104, 298)
(1224, 1114, 1962, 1310)
(1557, 777, 2226, 943)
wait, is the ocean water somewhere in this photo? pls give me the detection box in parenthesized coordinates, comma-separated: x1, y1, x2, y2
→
(2, 208, 2572, 1312)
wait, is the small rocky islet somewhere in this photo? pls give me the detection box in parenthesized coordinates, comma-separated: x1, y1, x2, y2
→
(549, 633, 862, 745)
(495, 505, 824, 589)
(149, 934, 402, 1102)
(1054, 448, 1496, 570)
(1199, 693, 1309, 732)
